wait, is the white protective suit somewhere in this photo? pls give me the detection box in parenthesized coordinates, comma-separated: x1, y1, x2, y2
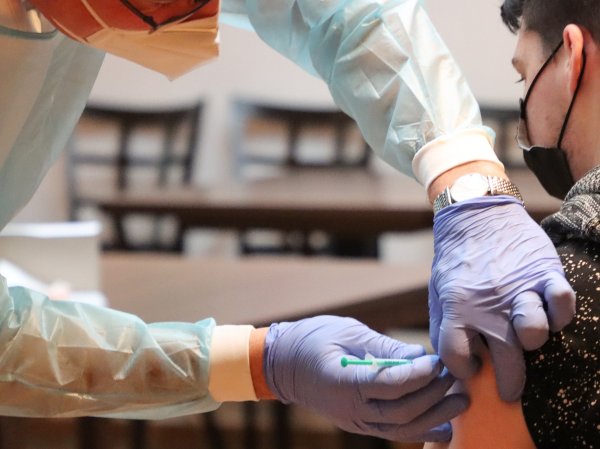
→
(0, 0, 501, 418)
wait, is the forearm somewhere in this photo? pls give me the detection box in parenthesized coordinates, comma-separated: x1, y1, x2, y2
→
(427, 161, 509, 204)
(249, 327, 276, 400)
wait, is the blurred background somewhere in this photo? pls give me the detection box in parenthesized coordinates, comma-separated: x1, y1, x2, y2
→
(15, 0, 522, 227)
(1, 1, 555, 449)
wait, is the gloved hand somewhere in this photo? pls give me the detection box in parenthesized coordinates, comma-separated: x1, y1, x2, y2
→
(263, 315, 468, 442)
(429, 196, 576, 402)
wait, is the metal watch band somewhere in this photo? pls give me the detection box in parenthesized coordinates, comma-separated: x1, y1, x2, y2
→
(488, 176, 523, 202)
(432, 175, 524, 214)
(432, 187, 452, 213)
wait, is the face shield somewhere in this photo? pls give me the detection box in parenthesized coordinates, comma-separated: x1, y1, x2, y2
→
(0, 0, 104, 229)
(29, 0, 221, 80)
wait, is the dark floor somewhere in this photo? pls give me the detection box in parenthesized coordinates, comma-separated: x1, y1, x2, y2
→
(0, 402, 424, 449)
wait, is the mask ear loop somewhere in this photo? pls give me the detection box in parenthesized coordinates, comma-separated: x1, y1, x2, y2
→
(520, 41, 564, 121)
(556, 48, 587, 148)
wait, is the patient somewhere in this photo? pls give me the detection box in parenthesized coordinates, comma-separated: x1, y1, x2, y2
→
(425, 178, 600, 448)
(427, 1, 600, 447)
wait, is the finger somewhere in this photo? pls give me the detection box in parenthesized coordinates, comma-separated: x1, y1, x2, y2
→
(428, 278, 442, 353)
(387, 342, 427, 361)
(360, 368, 456, 425)
(487, 336, 526, 402)
(511, 291, 549, 350)
(362, 333, 426, 360)
(347, 329, 425, 360)
(360, 355, 442, 400)
(406, 423, 455, 444)
(364, 393, 469, 442)
(543, 274, 576, 332)
(438, 321, 483, 380)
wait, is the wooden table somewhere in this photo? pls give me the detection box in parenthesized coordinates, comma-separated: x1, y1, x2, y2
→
(101, 253, 431, 331)
(96, 169, 562, 237)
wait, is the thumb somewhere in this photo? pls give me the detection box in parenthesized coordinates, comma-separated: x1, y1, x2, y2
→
(428, 278, 442, 353)
(438, 322, 483, 380)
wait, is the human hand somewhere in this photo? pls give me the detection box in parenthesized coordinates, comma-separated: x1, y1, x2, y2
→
(263, 315, 468, 442)
(429, 196, 576, 401)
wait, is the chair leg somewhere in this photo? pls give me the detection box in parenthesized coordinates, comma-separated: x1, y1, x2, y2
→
(78, 417, 99, 449)
(340, 431, 391, 449)
(0, 418, 4, 449)
(113, 213, 128, 250)
(243, 402, 258, 449)
(330, 235, 379, 258)
(202, 412, 226, 449)
(273, 402, 290, 449)
(132, 420, 146, 449)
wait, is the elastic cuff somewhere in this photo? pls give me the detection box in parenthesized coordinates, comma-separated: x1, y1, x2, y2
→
(249, 327, 277, 400)
(208, 325, 258, 402)
(412, 128, 503, 189)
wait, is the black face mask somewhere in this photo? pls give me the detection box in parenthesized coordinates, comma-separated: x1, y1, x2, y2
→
(517, 41, 586, 200)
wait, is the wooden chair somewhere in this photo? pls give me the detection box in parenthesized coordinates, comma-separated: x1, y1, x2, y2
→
(67, 102, 228, 449)
(231, 100, 386, 449)
(230, 99, 376, 257)
(67, 103, 203, 252)
(232, 100, 371, 176)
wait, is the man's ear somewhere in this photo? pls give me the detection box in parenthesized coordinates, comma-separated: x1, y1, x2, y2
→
(563, 25, 585, 93)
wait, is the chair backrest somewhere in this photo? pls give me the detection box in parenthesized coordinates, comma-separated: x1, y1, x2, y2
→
(67, 102, 203, 252)
(229, 100, 376, 257)
(480, 105, 522, 167)
(231, 100, 371, 180)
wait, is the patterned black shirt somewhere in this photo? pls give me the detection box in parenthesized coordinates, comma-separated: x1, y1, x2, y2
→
(522, 238, 600, 448)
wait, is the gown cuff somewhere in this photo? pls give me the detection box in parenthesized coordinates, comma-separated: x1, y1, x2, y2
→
(412, 128, 504, 189)
(208, 325, 258, 402)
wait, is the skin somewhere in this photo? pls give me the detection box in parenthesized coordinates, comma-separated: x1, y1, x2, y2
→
(429, 22, 600, 199)
(424, 351, 535, 449)
(513, 25, 600, 180)
(249, 327, 276, 399)
(424, 21, 600, 449)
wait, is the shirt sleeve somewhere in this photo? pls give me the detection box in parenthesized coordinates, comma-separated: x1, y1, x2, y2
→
(521, 239, 600, 448)
(220, 0, 502, 186)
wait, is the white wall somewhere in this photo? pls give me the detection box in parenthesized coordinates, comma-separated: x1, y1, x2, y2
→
(14, 0, 521, 223)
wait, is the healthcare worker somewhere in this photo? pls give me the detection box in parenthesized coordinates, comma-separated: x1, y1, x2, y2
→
(0, 0, 577, 441)
(0, 2, 463, 444)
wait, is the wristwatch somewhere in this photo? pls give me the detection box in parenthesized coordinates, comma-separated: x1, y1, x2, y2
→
(433, 173, 524, 214)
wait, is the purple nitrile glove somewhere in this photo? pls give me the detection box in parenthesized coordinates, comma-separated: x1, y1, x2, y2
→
(429, 196, 576, 401)
(263, 315, 468, 442)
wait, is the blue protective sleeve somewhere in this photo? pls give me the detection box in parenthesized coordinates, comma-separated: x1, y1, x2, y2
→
(0, 18, 224, 421)
(220, 0, 486, 178)
(0, 277, 220, 419)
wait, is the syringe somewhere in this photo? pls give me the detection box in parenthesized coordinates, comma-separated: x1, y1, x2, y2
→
(340, 353, 413, 369)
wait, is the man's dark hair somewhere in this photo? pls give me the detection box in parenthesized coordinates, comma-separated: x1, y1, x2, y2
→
(501, 0, 600, 53)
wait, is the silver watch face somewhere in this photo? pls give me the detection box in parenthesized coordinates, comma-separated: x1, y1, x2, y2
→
(450, 173, 489, 202)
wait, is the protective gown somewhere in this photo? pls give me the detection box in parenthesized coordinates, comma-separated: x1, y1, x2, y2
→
(0, 0, 498, 418)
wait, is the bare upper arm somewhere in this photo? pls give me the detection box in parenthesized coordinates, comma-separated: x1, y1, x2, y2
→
(425, 350, 536, 449)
